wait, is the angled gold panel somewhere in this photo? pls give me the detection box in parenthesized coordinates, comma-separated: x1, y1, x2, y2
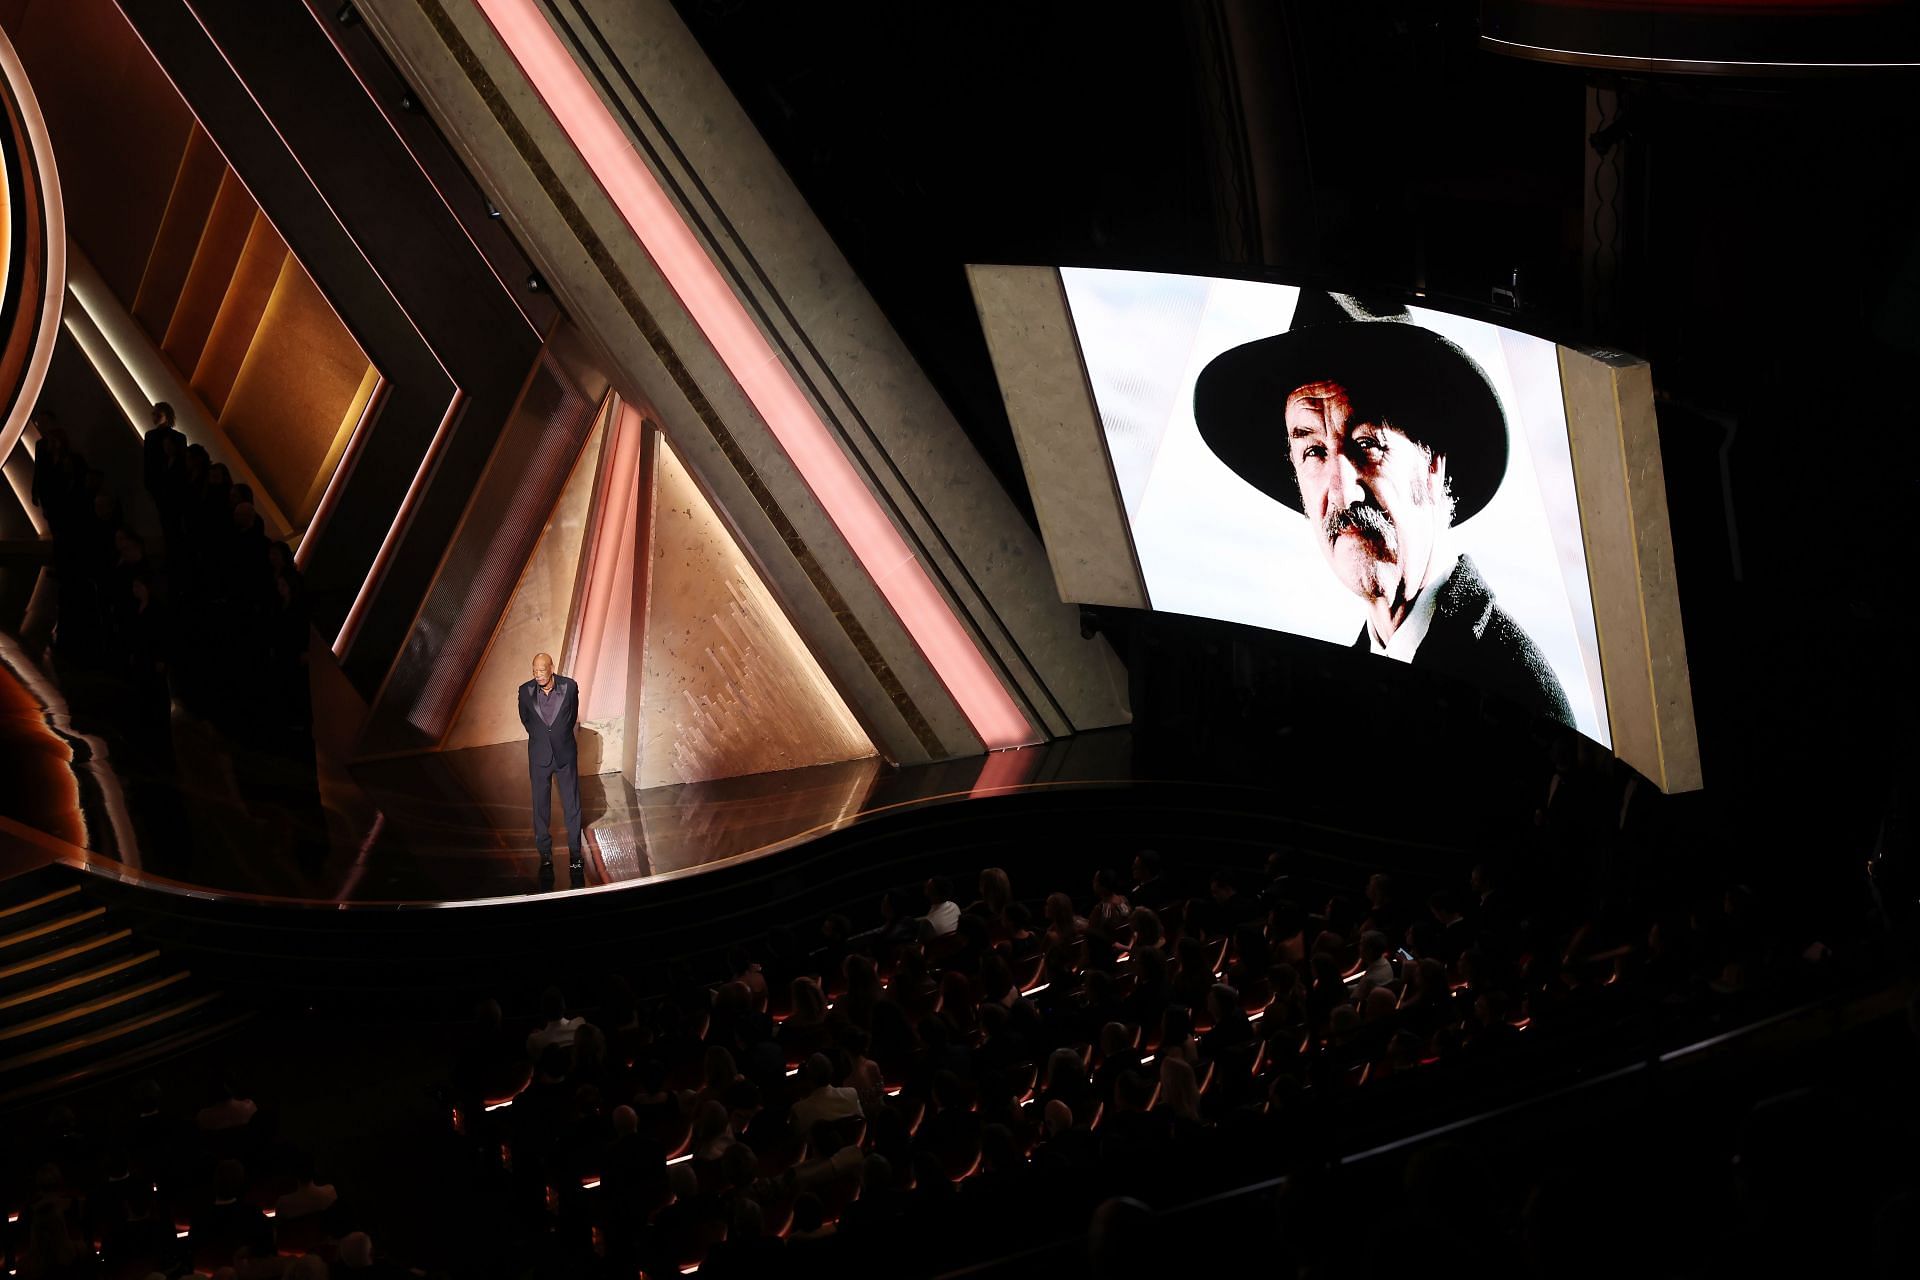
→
(442, 401, 612, 757)
(629, 426, 875, 789)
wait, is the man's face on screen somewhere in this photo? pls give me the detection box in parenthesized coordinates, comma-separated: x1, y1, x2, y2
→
(1284, 381, 1451, 606)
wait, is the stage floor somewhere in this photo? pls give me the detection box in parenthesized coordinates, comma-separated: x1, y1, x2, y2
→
(0, 560, 1129, 903)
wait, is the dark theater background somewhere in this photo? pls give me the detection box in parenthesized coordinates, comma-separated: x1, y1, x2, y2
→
(0, 1, 1915, 1277)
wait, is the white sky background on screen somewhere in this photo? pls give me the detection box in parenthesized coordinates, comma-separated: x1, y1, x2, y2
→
(1061, 267, 1610, 746)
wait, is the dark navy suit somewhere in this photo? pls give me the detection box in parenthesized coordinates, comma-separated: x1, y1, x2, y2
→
(519, 674, 583, 865)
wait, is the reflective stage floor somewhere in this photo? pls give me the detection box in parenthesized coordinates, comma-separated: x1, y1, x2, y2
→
(0, 560, 1128, 903)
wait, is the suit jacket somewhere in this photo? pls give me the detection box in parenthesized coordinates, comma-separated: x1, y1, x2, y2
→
(1354, 554, 1574, 728)
(519, 674, 580, 769)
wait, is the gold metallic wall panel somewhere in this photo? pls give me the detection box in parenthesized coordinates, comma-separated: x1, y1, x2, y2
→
(192, 212, 286, 415)
(443, 404, 609, 758)
(160, 168, 255, 376)
(6, 0, 192, 304)
(217, 255, 373, 526)
(130, 127, 224, 339)
(631, 427, 875, 790)
(1560, 348, 1702, 793)
(967, 265, 1149, 611)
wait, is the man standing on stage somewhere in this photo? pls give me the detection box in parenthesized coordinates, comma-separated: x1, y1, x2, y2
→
(519, 652, 584, 875)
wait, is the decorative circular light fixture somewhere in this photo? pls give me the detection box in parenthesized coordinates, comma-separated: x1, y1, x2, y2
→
(0, 24, 65, 466)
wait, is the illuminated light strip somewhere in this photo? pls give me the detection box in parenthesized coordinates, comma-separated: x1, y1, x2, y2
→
(1479, 34, 1920, 72)
(0, 23, 65, 468)
(298, 376, 389, 570)
(470, 0, 1033, 751)
(333, 390, 466, 659)
(665, 1152, 693, 1166)
(1, 425, 45, 536)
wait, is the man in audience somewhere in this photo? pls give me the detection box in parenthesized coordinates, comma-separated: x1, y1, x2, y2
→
(189, 1159, 271, 1268)
(525, 986, 583, 1059)
(1355, 930, 1397, 990)
(920, 877, 961, 937)
(273, 1148, 337, 1222)
(1130, 849, 1179, 913)
(789, 1052, 863, 1139)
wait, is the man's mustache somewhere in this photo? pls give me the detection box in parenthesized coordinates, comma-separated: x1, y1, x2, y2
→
(1325, 503, 1394, 544)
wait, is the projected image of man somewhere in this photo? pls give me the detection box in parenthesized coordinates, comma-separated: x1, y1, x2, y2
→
(1194, 292, 1574, 727)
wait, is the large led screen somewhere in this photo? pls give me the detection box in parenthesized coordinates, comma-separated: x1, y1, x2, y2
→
(1061, 267, 1610, 745)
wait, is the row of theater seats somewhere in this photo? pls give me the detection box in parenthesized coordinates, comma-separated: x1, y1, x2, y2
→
(433, 845, 1827, 1278)
(2, 1073, 409, 1279)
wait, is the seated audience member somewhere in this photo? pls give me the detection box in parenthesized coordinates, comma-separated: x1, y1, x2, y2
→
(779, 978, 832, 1059)
(601, 1104, 669, 1222)
(1088, 868, 1133, 939)
(101, 1180, 179, 1278)
(1355, 931, 1397, 991)
(1128, 906, 1165, 953)
(1031, 1098, 1098, 1173)
(1099, 1071, 1168, 1165)
(194, 1075, 258, 1134)
(334, 1231, 406, 1277)
(702, 1197, 782, 1278)
(1130, 849, 1178, 913)
(921, 877, 962, 937)
(968, 867, 1013, 922)
(1002, 902, 1042, 961)
(273, 1148, 338, 1222)
(190, 1159, 272, 1268)
(690, 1099, 737, 1162)
(1429, 889, 1478, 961)
(1155, 1057, 1209, 1138)
(726, 945, 769, 1010)
(285, 1254, 329, 1280)
(1201, 984, 1256, 1058)
(1201, 870, 1261, 937)
(837, 1152, 905, 1240)
(1093, 1021, 1143, 1103)
(1042, 893, 1086, 949)
(524, 986, 583, 1059)
(789, 1053, 863, 1139)
(1040, 1047, 1096, 1124)
(787, 1191, 836, 1245)
(839, 954, 885, 1030)
(1089, 1196, 1168, 1277)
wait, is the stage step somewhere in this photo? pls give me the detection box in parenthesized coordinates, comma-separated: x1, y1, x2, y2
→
(0, 907, 110, 957)
(0, 869, 248, 1109)
(0, 948, 164, 1021)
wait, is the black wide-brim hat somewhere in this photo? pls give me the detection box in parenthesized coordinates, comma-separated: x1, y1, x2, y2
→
(1192, 292, 1509, 524)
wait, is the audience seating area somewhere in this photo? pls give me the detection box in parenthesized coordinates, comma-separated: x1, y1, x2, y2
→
(0, 808, 1890, 1279)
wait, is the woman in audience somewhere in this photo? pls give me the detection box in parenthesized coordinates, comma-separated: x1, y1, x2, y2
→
(969, 866, 1013, 922)
(681, 1046, 740, 1116)
(1155, 1056, 1208, 1137)
(779, 977, 832, 1060)
(839, 953, 884, 1031)
(1042, 892, 1086, 949)
(1088, 868, 1132, 940)
(1002, 902, 1042, 962)
(690, 1098, 737, 1164)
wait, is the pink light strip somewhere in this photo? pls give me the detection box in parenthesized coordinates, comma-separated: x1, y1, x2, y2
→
(472, 0, 1032, 752)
